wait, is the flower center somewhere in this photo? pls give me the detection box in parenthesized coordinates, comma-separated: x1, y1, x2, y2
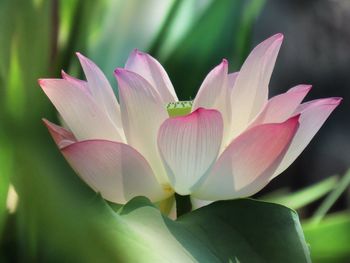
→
(166, 101, 193, 117)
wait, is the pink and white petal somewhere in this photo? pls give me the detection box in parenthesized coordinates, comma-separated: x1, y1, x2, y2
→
(61, 70, 90, 94)
(43, 119, 77, 148)
(193, 115, 300, 200)
(192, 60, 228, 111)
(157, 108, 223, 195)
(222, 71, 239, 147)
(230, 34, 284, 137)
(227, 72, 239, 92)
(125, 49, 178, 103)
(192, 60, 231, 146)
(272, 97, 342, 178)
(39, 79, 124, 142)
(76, 53, 123, 134)
(190, 197, 213, 210)
(115, 68, 170, 185)
(249, 84, 312, 127)
(61, 140, 170, 204)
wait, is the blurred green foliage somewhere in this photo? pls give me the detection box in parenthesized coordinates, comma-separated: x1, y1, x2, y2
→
(0, 0, 348, 262)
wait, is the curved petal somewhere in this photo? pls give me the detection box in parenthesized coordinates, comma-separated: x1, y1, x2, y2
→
(125, 49, 178, 103)
(39, 79, 124, 142)
(192, 60, 230, 146)
(157, 108, 223, 195)
(61, 70, 90, 94)
(227, 72, 239, 91)
(115, 68, 169, 185)
(193, 115, 300, 200)
(61, 140, 170, 204)
(230, 33, 284, 136)
(249, 84, 312, 126)
(43, 119, 76, 148)
(76, 52, 123, 134)
(272, 97, 342, 178)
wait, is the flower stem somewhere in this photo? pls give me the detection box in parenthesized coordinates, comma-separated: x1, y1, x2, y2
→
(175, 193, 192, 217)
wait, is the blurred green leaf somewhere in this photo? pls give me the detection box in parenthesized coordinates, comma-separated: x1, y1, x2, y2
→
(85, 0, 174, 84)
(0, 0, 52, 126)
(0, 133, 12, 236)
(149, 0, 213, 58)
(311, 169, 350, 225)
(158, 0, 265, 100)
(303, 212, 350, 263)
(260, 176, 339, 210)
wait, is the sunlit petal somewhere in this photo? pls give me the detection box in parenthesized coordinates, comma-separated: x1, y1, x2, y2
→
(125, 49, 178, 103)
(158, 108, 223, 195)
(193, 60, 230, 146)
(115, 68, 169, 185)
(230, 33, 283, 136)
(193, 115, 299, 200)
(76, 52, 123, 134)
(249, 84, 312, 126)
(39, 79, 124, 142)
(61, 140, 170, 203)
(272, 97, 342, 178)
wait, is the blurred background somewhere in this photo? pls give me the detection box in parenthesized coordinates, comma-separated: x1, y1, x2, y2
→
(0, 0, 349, 262)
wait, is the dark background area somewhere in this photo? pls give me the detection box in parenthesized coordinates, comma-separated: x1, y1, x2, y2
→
(253, 0, 350, 212)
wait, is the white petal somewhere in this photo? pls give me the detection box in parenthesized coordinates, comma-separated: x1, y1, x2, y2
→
(272, 97, 342, 178)
(230, 34, 284, 136)
(157, 108, 223, 195)
(39, 79, 124, 142)
(193, 116, 299, 200)
(115, 68, 169, 185)
(76, 52, 123, 135)
(61, 140, 170, 203)
(125, 49, 178, 103)
(192, 60, 231, 147)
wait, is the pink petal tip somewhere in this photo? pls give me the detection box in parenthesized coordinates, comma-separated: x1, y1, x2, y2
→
(275, 33, 284, 41)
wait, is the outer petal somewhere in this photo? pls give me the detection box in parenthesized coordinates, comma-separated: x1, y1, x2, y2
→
(193, 115, 299, 200)
(61, 140, 170, 203)
(157, 108, 223, 195)
(115, 68, 169, 185)
(192, 60, 230, 145)
(230, 34, 283, 137)
(76, 52, 123, 134)
(43, 119, 76, 148)
(125, 49, 178, 103)
(39, 79, 124, 142)
(272, 97, 342, 178)
(249, 84, 312, 126)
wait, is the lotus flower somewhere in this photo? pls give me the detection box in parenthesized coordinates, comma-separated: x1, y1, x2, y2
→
(39, 34, 341, 208)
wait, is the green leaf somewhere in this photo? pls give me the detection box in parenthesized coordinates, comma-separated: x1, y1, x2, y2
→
(260, 175, 339, 210)
(118, 197, 311, 263)
(303, 212, 350, 263)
